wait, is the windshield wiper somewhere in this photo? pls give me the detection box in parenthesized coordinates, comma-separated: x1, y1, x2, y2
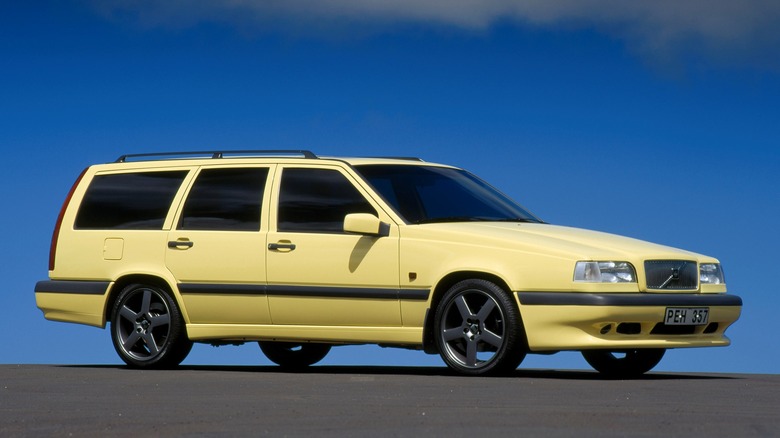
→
(491, 217, 538, 223)
(413, 216, 490, 224)
(413, 216, 540, 224)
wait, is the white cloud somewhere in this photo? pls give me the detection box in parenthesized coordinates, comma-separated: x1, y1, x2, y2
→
(92, 0, 780, 68)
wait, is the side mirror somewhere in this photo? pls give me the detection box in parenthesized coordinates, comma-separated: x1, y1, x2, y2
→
(344, 213, 390, 237)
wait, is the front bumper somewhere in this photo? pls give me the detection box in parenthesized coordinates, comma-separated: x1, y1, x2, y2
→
(516, 292, 742, 351)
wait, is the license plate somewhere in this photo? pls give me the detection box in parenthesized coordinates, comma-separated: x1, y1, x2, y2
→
(665, 307, 709, 325)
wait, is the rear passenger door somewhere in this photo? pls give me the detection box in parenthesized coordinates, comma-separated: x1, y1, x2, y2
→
(266, 165, 401, 327)
(166, 165, 273, 324)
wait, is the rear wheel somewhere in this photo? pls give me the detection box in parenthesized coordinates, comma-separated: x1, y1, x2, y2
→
(259, 342, 331, 369)
(110, 284, 192, 369)
(433, 279, 526, 376)
(582, 349, 665, 378)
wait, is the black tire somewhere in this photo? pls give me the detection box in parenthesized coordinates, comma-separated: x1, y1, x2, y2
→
(433, 279, 527, 376)
(582, 349, 665, 378)
(110, 283, 192, 369)
(259, 342, 331, 369)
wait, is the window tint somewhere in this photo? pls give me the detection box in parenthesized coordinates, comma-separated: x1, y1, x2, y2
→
(355, 165, 540, 224)
(178, 168, 268, 231)
(75, 171, 188, 229)
(278, 168, 376, 233)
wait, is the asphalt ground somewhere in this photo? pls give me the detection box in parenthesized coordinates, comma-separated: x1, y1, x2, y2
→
(1, 365, 778, 437)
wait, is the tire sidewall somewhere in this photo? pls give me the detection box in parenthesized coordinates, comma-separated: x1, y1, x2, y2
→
(582, 349, 666, 378)
(110, 283, 190, 369)
(433, 279, 525, 376)
(259, 342, 331, 368)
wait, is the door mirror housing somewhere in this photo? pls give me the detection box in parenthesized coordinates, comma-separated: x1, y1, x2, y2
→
(344, 213, 390, 237)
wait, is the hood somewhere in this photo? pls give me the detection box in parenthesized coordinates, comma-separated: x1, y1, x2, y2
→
(411, 222, 708, 262)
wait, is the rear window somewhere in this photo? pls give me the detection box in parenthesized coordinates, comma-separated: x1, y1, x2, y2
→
(75, 171, 188, 229)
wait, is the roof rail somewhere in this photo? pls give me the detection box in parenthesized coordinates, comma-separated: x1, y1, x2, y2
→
(115, 150, 318, 163)
(372, 156, 424, 162)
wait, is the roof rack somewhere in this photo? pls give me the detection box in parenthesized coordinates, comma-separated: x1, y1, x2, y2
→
(372, 156, 424, 162)
(115, 150, 318, 163)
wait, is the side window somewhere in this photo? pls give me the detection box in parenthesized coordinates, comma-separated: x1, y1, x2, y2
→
(178, 167, 268, 231)
(75, 171, 188, 230)
(278, 168, 376, 233)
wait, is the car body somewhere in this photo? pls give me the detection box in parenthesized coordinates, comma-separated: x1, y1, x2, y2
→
(35, 150, 742, 376)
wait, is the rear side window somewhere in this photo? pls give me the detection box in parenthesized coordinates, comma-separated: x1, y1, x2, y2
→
(278, 168, 376, 233)
(178, 167, 268, 231)
(75, 171, 188, 229)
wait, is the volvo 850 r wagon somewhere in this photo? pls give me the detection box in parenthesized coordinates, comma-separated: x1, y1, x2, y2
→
(35, 150, 742, 377)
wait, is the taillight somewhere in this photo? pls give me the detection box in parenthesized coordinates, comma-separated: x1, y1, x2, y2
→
(49, 168, 88, 271)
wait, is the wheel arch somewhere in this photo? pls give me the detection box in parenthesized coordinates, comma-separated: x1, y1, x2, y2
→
(422, 270, 517, 354)
(105, 274, 182, 325)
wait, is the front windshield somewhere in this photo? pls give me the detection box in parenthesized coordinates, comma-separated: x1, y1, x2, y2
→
(355, 164, 542, 224)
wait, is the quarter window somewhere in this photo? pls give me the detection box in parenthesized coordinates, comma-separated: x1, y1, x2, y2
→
(75, 171, 188, 230)
(278, 168, 376, 233)
(178, 168, 268, 231)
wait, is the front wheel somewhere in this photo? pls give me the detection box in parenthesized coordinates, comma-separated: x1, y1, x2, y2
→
(110, 284, 192, 369)
(582, 349, 665, 378)
(259, 342, 331, 369)
(433, 279, 526, 376)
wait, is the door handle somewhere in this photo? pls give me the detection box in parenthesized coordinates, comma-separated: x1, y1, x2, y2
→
(168, 240, 194, 249)
(268, 242, 296, 251)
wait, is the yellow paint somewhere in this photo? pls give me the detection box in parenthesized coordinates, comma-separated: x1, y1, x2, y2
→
(35, 291, 107, 327)
(36, 155, 742, 354)
(519, 303, 741, 351)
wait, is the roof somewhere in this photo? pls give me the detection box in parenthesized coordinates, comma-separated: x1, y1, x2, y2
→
(108, 150, 452, 168)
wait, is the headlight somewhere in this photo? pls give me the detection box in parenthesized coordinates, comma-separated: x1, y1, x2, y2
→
(574, 261, 636, 283)
(700, 263, 725, 285)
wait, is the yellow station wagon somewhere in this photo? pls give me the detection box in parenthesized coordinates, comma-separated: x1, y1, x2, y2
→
(35, 150, 742, 376)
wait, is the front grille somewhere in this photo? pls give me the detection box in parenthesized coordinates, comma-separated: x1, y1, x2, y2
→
(645, 260, 698, 290)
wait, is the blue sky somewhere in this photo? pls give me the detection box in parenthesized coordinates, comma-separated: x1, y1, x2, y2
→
(2, 1, 778, 374)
